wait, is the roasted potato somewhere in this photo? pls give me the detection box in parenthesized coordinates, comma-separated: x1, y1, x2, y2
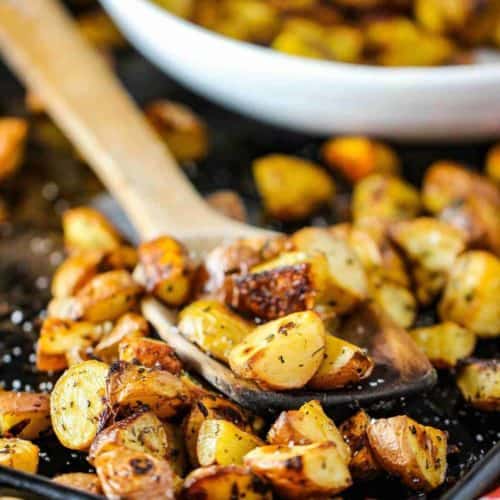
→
(182, 465, 272, 500)
(62, 207, 122, 253)
(486, 143, 500, 183)
(50, 360, 110, 450)
(77, 8, 126, 49)
(229, 311, 326, 390)
(206, 189, 247, 222)
(267, 400, 351, 464)
(101, 244, 138, 271)
(340, 410, 381, 479)
(0, 438, 39, 473)
(178, 299, 252, 363)
(253, 154, 335, 220)
(36, 348, 69, 372)
(367, 416, 447, 491)
(409, 322, 476, 369)
(106, 361, 191, 418)
(75, 270, 143, 322)
(152, 0, 195, 18)
(415, 0, 475, 35)
(307, 334, 374, 390)
(138, 236, 194, 307)
(46, 296, 83, 321)
(53, 473, 103, 495)
(95, 447, 175, 500)
(456, 358, 500, 411)
(0, 391, 51, 440)
(197, 419, 263, 466)
(244, 442, 352, 499)
(0, 117, 28, 182)
(439, 251, 500, 337)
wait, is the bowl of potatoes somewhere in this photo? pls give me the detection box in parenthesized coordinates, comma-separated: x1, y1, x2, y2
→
(99, 0, 500, 140)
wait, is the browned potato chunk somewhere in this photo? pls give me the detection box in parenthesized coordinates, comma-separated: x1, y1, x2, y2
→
(308, 334, 374, 390)
(486, 143, 500, 183)
(0, 392, 50, 440)
(367, 416, 447, 491)
(0, 118, 28, 181)
(145, 100, 208, 162)
(50, 360, 110, 450)
(205, 189, 247, 222)
(62, 207, 122, 253)
(101, 244, 138, 271)
(138, 236, 194, 307)
(409, 322, 476, 369)
(53, 473, 103, 495)
(36, 348, 68, 373)
(75, 270, 143, 322)
(197, 419, 263, 466)
(95, 447, 175, 500)
(77, 9, 126, 49)
(457, 358, 500, 411)
(244, 442, 352, 499)
(46, 296, 83, 320)
(267, 400, 351, 464)
(0, 438, 39, 473)
(178, 300, 252, 363)
(106, 361, 191, 418)
(183, 465, 272, 500)
(253, 154, 335, 220)
(229, 311, 326, 390)
(439, 251, 500, 337)
(340, 410, 381, 479)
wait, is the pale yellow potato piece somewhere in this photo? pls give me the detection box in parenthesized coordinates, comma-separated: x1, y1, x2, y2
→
(46, 296, 83, 320)
(457, 359, 500, 411)
(0, 438, 39, 473)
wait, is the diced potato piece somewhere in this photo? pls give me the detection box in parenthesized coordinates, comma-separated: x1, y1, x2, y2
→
(325, 25, 364, 62)
(46, 296, 83, 320)
(267, 400, 351, 464)
(205, 190, 247, 222)
(138, 236, 194, 307)
(50, 360, 109, 450)
(229, 311, 326, 390)
(183, 465, 272, 500)
(178, 300, 252, 363)
(291, 228, 368, 313)
(253, 154, 335, 220)
(197, 419, 263, 466)
(272, 30, 325, 59)
(409, 322, 476, 369)
(95, 447, 175, 500)
(62, 207, 122, 253)
(367, 416, 447, 491)
(457, 359, 500, 411)
(322, 136, 400, 182)
(101, 245, 139, 271)
(244, 442, 352, 499)
(36, 348, 68, 372)
(77, 9, 126, 49)
(0, 438, 39, 473)
(75, 270, 143, 322)
(145, 100, 208, 162)
(119, 337, 182, 374)
(340, 410, 381, 479)
(415, 0, 474, 34)
(365, 16, 420, 49)
(486, 143, 500, 183)
(0, 118, 28, 181)
(0, 392, 50, 440)
(439, 251, 500, 337)
(308, 333, 374, 390)
(106, 361, 191, 418)
(53, 473, 103, 495)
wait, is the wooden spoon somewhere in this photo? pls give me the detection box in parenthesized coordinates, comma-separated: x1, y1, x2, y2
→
(0, 0, 435, 413)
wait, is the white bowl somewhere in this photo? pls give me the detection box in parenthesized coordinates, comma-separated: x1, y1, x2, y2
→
(101, 0, 500, 140)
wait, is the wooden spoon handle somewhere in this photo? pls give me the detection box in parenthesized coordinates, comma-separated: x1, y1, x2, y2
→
(0, 0, 244, 241)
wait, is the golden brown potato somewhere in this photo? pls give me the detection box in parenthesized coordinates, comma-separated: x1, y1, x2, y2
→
(138, 236, 194, 307)
(244, 442, 352, 499)
(267, 400, 351, 464)
(322, 136, 400, 183)
(205, 190, 247, 222)
(409, 322, 476, 369)
(95, 447, 175, 500)
(367, 416, 447, 491)
(340, 410, 381, 479)
(119, 337, 182, 375)
(101, 245, 139, 271)
(182, 465, 272, 500)
(0, 392, 50, 440)
(0, 118, 28, 182)
(325, 25, 364, 62)
(51, 360, 109, 451)
(106, 361, 191, 419)
(178, 299, 252, 363)
(307, 334, 374, 390)
(229, 311, 326, 390)
(0, 438, 39, 474)
(77, 9, 126, 49)
(415, 0, 475, 35)
(197, 419, 264, 466)
(456, 358, 499, 411)
(152, 0, 195, 18)
(75, 270, 143, 322)
(145, 99, 209, 162)
(36, 348, 69, 373)
(486, 143, 500, 183)
(62, 207, 122, 253)
(53, 473, 103, 495)
(253, 154, 335, 220)
(439, 251, 500, 337)
(46, 296, 83, 321)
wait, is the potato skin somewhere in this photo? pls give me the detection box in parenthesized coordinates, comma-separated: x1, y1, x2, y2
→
(53, 473, 103, 495)
(0, 438, 39, 473)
